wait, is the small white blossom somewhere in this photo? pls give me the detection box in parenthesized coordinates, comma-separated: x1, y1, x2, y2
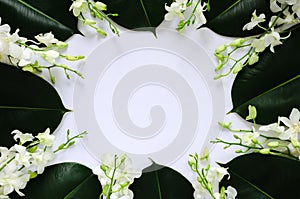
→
(277, 0, 297, 5)
(193, 1, 207, 25)
(270, 0, 282, 12)
(36, 128, 55, 147)
(0, 18, 10, 35)
(40, 50, 60, 65)
(252, 37, 267, 52)
(252, 29, 282, 53)
(279, 108, 300, 140)
(31, 148, 54, 174)
(243, 10, 266, 30)
(242, 128, 260, 145)
(69, 0, 87, 17)
(11, 130, 34, 145)
(110, 188, 133, 199)
(259, 122, 288, 140)
(0, 147, 11, 165)
(11, 145, 31, 168)
(0, 160, 30, 196)
(225, 186, 238, 199)
(94, 154, 141, 199)
(192, 181, 212, 199)
(18, 48, 33, 66)
(292, 1, 300, 17)
(164, 0, 188, 21)
(264, 29, 282, 52)
(35, 32, 58, 47)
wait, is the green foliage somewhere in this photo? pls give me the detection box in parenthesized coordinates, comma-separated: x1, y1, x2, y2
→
(10, 163, 101, 199)
(0, 0, 79, 40)
(204, 0, 272, 37)
(231, 28, 300, 124)
(130, 162, 194, 199)
(100, 0, 172, 33)
(220, 154, 300, 199)
(0, 63, 68, 147)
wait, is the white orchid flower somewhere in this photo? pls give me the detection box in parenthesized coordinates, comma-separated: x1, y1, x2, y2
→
(193, 1, 207, 25)
(270, 0, 282, 12)
(243, 10, 266, 31)
(69, 0, 87, 17)
(165, 2, 185, 21)
(35, 32, 58, 47)
(36, 128, 55, 147)
(292, 1, 300, 17)
(279, 108, 300, 140)
(11, 130, 34, 145)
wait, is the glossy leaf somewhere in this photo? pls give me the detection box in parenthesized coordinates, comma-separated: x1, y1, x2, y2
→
(10, 162, 101, 199)
(204, 0, 272, 37)
(220, 154, 300, 198)
(0, 0, 79, 40)
(100, 0, 172, 33)
(231, 28, 300, 124)
(130, 162, 194, 198)
(0, 63, 69, 147)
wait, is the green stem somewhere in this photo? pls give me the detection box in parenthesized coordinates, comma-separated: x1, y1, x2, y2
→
(53, 131, 87, 153)
(194, 156, 216, 199)
(87, 1, 119, 36)
(212, 138, 263, 150)
(107, 155, 118, 199)
(0, 156, 15, 172)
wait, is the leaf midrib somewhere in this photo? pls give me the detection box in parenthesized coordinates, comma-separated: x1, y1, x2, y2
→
(155, 171, 163, 199)
(18, 0, 71, 30)
(0, 105, 66, 112)
(231, 73, 300, 112)
(64, 174, 94, 199)
(209, 0, 242, 24)
(230, 170, 274, 198)
(139, 0, 152, 27)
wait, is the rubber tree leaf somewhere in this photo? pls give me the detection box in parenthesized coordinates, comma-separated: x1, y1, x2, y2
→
(130, 162, 194, 199)
(0, 0, 79, 41)
(100, 0, 172, 33)
(219, 154, 300, 199)
(204, 0, 272, 37)
(231, 28, 300, 124)
(10, 163, 101, 199)
(0, 63, 69, 147)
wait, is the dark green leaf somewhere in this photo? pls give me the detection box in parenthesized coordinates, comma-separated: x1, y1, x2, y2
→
(0, 0, 79, 40)
(0, 63, 69, 147)
(130, 162, 194, 199)
(10, 162, 101, 199)
(204, 0, 272, 37)
(100, 0, 172, 33)
(220, 154, 300, 199)
(231, 28, 300, 124)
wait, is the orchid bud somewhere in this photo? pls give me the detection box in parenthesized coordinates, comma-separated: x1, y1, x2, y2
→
(230, 38, 245, 47)
(248, 52, 259, 65)
(94, 2, 107, 11)
(215, 44, 227, 53)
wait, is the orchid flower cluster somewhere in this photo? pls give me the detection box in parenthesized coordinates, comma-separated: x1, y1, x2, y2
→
(0, 128, 86, 198)
(214, 0, 300, 79)
(215, 105, 300, 160)
(93, 154, 142, 199)
(188, 148, 237, 199)
(164, 0, 210, 32)
(0, 18, 84, 83)
(69, 0, 119, 36)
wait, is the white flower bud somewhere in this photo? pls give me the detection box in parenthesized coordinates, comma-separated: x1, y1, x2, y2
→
(94, 2, 107, 11)
(248, 52, 259, 65)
